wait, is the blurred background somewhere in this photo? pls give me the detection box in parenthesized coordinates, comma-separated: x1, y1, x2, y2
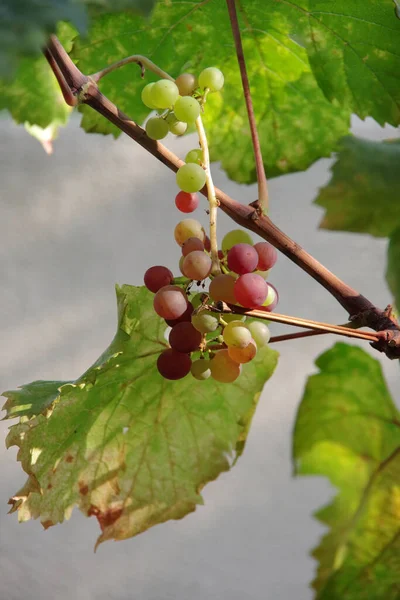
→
(1, 113, 399, 600)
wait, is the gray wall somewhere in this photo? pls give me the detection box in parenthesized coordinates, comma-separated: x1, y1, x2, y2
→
(0, 114, 398, 600)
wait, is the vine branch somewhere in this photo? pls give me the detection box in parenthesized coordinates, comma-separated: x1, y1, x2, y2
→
(44, 36, 400, 360)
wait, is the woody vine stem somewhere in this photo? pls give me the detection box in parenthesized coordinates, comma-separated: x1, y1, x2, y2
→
(43, 26, 400, 359)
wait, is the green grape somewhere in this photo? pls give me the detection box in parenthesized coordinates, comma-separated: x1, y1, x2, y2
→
(223, 320, 251, 348)
(191, 359, 211, 381)
(176, 163, 206, 193)
(175, 73, 198, 96)
(248, 321, 271, 347)
(145, 117, 169, 140)
(185, 149, 203, 165)
(192, 311, 219, 334)
(253, 269, 270, 279)
(166, 113, 187, 136)
(174, 218, 206, 246)
(228, 339, 257, 364)
(141, 83, 158, 109)
(221, 229, 254, 253)
(223, 313, 246, 323)
(151, 79, 179, 108)
(174, 96, 201, 123)
(210, 349, 241, 383)
(198, 67, 224, 92)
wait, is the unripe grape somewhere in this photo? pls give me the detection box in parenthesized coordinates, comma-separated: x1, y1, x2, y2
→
(262, 283, 279, 312)
(228, 339, 257, 364)
(182, 250, 212, 280)
(221, 229, 253, 253)
(176, 163, 206, 193)
(174, 218, 206, 246)
(185, 149, 203, 165)
(151, 79, 179, 108)
(191, 311, 219, 334)
(141, 83, 158, 109)
(153, 285, 188, 320)
(210, 349, 241, 383)
(198, 67, 224, 92)
(175, 73, 198, 96)
(191, 359, 211, 381)
(223, 320, 252, 348)
(174, 96, 201, 123)
(166, 112, 187, 136)
(209, 274, 236, 304)
(145, 117, 168, 140)
(157, 348, 191, 380)
(248, 321, 271, 347)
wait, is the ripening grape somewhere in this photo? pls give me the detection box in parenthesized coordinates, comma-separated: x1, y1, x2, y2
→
(248, 321, 271, 347)
(234, 273, 268, 308)
(153, 285, 188, 320)
(191, 311, 219, 333)
(198, 67, 224, 92)
(157, 348, 192, 380)
(144, 265, 173, 293)
(185, 149, 203, 165)
(191, 359, 211, 380)
(221, 229, 253, 253)
(227, 243, 259, 275)
(209, 274, 237, 304)
(174, 96, 201, 123)
(175, 192, 199, 214)
(182, 250, 212, 280)
(262, 283, 279, 312)
(145, 117, 169, 140)
(169, 322, 202, 353)
(166, 113, 187, 136)
(151, 79, 179, 108)
(175, 73, 198, 96)
(253, 269, 270, 279)
(165, 302, 194, 327)
(228, 339, 257, 364)
(210, 349, 241, 383)
(182, 237, 204, 256)
(176, 163, 206, 193)
(223, 320, 252, 348)
(141, 83, 158, 109)
(174, 218, 206, 246)
(204, 236, 211, 252)
(254, 242, 278, 271)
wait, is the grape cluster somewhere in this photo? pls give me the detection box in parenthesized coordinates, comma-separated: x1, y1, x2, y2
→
(142, 67, 279, 383)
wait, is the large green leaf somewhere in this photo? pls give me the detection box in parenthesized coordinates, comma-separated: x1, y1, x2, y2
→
(293, 343, 400, 598)
(2, 285, 278, 547)
(387, 226, 400, 311)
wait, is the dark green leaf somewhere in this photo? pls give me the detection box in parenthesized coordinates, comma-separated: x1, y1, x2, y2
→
(3, 285, 278, 546)
(293, 343, 400, 598)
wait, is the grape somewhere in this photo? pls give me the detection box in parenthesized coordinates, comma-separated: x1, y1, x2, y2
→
(185, 149, 203, 165)
(175, 192, 199, 214)
(174, 218, 206, 246)
(223, 313, 246, 323)
(262, 283, 279, 312)
(182, 237, 204, 256)
(254, 242, 278, 270)
(144, 265, 173, 293)
(169, 322, 202, 353)
(210, 349, 241, 383)
(145, 117, 168, 140)
(151, 79, 179, 108)
(174, 96, 201, 123)
(166, 113, 187, 136)
(153, 285, 188, 320)
(204, 236, 211, 252)
(165, 302, 194, 326)
(234, 273, 268, 308)
(228, 339, 257, 364)
(227, 243, 259, 275)
(223, 320, 252, 348)
(248, 321, 271, 347)
(209, 274, 237, 304)
(141, 83, 158, 109)
(157, 348, 192, 380)
(182, 251, 212, 280)
(191, 311, 219, 333)
(175, 73, 198, 96)
(221, 229, 253, 253)
(176, 163, 206, 193)
(253, 269, 270, 279)
(178, 255, 185, 275)
(191, 359, 211, 380)
(198, 67, 224, 92)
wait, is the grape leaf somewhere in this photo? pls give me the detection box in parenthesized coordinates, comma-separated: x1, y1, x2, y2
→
(293, 343, 400, 598)
(387, 227, 400, 311)
(2, 285, 278, 547)
(315, 137, 400, 237)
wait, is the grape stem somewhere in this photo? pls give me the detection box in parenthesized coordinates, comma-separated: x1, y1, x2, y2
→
(90, 56, 174, 83)
(269, 326, 356, 344)
(195, 116, 221, 276)
(44, 36, 400, 359)
(226, 0, 269, 215)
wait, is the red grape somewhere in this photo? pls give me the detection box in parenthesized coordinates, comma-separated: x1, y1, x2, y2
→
(182, 251, 212, 280)
(157, 349, 192, 380)
(254, 242, 277, 270)
(144, 265, 173, 293)
(175, 191, 199, 213)
(182, 237, 205, 256)
(153, 285, 188, 320)
(209, 274, 237, 304)
(204, 236, 211, 252)
(234, 273, 268, 308)
(227, 243, 258, 275)
(165, 302, 194, 326)
(169, 322, 202, 353)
